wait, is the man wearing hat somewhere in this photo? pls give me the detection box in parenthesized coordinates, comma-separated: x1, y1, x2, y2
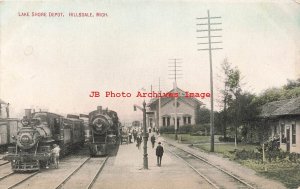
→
(156, 142, 164, 166)
(51, 144, 61, 168)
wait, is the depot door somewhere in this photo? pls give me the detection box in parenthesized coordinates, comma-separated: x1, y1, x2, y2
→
(286, 127, 290, 152)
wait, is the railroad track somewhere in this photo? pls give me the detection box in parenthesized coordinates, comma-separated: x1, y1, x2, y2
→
(0, 172, 14, 181)
(55, 156, 109, 189)
(166, 142, 256, 189)
(0, 161, 9, 166)
(0, 171, 39, 189)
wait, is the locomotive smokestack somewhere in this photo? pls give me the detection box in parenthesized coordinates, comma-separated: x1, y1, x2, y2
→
(25, 109, 32, 118)
(97, 106, 102, 113)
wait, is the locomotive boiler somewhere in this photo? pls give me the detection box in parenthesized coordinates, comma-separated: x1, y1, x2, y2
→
(87, 106, 120, 156)
(4, 110, 84, 172)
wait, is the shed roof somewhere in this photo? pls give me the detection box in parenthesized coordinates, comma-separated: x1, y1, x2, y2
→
(260, 96, 300, 118)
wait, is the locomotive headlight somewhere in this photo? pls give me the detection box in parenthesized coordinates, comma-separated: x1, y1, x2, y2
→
(18, 133, 35, 148)
(21, 118, 30, 126)
(21, 135, 31, 144)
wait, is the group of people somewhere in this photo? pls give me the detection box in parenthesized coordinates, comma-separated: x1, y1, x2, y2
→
(119, 128, 165, 167)
(47, 134, 164, 168)
(134, 133, 164, 167)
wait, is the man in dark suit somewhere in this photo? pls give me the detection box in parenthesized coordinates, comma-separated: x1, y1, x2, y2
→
(151, 135, 156, 148)
(156, 142, 164, 166)
(6, 103, 9, 118)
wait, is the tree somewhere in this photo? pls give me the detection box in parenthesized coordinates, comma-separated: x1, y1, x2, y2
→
(227, 68, 242, 146)
(218, 58, 261, 145)
(254, 78, 300, 106)
(219, 58, 232, 138)
(219, 58, 242, 140)
(283, 78, 300, 90)
(253, 87, 284, 106)
(196, 107, 210, 124)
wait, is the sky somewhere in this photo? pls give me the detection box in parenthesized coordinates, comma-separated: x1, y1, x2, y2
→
(0, 0, 300, 123)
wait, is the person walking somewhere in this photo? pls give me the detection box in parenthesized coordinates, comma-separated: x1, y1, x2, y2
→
(51, 144, 61, 168)
(156, 142, 164, 166)
(6, 103, 9, 118)
(128, 132, 132, 143)
(150, 134, 156, 148)
(133, 130, 137, 142)
(136, 135, 142, 149)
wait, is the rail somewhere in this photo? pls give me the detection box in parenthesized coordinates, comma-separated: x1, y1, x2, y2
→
(166, 142, 256, 189)
(87, 156, 109, 189)
(55, 157, 91, 189)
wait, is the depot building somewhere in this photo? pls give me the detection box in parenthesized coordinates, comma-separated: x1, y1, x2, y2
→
(146, 87, 203, 129)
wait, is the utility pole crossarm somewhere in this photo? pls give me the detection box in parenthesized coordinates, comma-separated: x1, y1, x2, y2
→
(198, 48, 223, 51)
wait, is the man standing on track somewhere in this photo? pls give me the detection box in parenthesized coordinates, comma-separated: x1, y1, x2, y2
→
(51, 144, 61, 168)
(156, 142, 164, 166)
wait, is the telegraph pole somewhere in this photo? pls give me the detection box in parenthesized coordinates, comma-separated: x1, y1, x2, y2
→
(197, 10, 222, 152)
(158, 78, 161, 131)
(133, 101, 148, 169)
(168, 58, 182, 140)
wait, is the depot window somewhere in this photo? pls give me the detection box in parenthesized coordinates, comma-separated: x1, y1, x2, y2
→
(162, 117, 170, 127)
(183, 116, 191, 125)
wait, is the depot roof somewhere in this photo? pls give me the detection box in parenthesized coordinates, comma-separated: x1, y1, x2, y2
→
(147, 87, 204, 109)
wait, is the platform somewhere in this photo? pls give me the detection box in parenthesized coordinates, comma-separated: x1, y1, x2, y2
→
(93, 135, 213, 189)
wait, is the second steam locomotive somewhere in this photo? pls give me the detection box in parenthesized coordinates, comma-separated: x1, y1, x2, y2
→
(86, 106, 120, 156)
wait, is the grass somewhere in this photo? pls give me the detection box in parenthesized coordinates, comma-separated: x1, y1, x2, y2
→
(162, 133, 300, 188)
(194, 143, 259, 159)
(162, 133, 217, 144)
(163, 133, 258, 158)
(242, 160, 300, 189)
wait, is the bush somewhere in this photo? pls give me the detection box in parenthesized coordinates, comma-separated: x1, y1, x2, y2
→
(178, 125, 193, 134)
(288, 152, 300, 163)
(235, 137, 300, 163)
(219, 136, 241, 142)
(159, 126, 174, 134)
(235, 149, 261, 160)
(159, 124, 210, 135)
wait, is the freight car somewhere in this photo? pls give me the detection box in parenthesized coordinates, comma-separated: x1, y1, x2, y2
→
(87, 106, 120, 156)
(0, 118, 19, 152)
(3, 110, 85, 172)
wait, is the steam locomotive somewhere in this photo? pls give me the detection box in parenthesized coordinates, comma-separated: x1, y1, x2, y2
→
(86, 106, 120, 156)
(3, 110, 84, 172)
